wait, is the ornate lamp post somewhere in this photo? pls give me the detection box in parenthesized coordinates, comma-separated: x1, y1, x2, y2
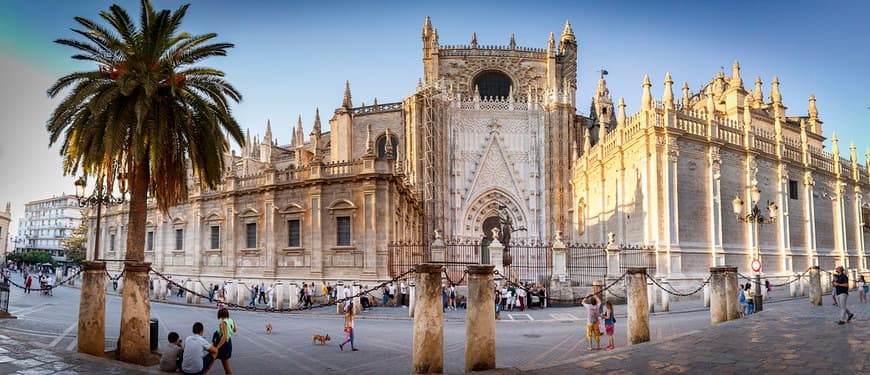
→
(731, 185, 778, 312)
(74, 172, 126, 261)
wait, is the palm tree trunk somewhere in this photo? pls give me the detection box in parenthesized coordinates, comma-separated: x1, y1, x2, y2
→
(119, 156, 153, 365)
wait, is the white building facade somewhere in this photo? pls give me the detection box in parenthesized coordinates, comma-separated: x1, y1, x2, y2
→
(572, 62, 869, 285)
(16, 195, 82, 260)
(0, 203, 11, 262)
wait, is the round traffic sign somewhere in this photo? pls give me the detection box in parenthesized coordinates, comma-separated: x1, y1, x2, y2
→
(751, 259, 762, 272)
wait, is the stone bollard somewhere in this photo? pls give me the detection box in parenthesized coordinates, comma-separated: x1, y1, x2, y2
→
(724, 267, 739, 321)
(465, 265, 496, 372)
(647, 279, 655, 313)
(849, 269, 857, 289)
(761, 279, 769, 301)
(226, 281, 236, 304)
(659, 279, 670, 312)
(236, 281, 246, 306)
(709, 267, 728, 324)
(703, 283, 711, 308)
(56, 268, 62, 284)
(275, 281, 285, 311)
(800, 273, 806, 296)
(808, 266, 822, 306)
(78, 261, 106, 357)
(117, 277, 124, 294)
(287, 283, 300, 310)
(408, 281, 416, 318)
(626, 268, 650, 345)
(194, 281, 202, 305)
(789, 273, 798, 298)
(118, 262, 152, 365)
(352, 283, 362, 315)
(413, 264, 445, 374)
(336, 283, 345, 314)
(186, 280, 193, 304)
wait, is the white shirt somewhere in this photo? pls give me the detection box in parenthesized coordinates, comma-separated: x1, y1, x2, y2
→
(389, 284, 396, 295)
(181, 335, 211, 373)
(400, 283, 407, 294)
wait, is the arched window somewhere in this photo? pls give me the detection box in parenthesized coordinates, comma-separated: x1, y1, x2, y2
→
(377, 135, 399, 160)
(474, 71, 512, 99)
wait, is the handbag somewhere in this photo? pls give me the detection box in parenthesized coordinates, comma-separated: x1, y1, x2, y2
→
(212, 330, 221, 346)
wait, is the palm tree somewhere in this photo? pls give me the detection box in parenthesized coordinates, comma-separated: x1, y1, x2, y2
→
(47, 0, 243, 364)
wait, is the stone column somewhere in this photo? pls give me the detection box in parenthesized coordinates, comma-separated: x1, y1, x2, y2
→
(647, 279, 655, 313)
(236, 281, 246, 306)
(186, 280, 193, 303)
(761, 279, 769, 301)
(789, 273, 798, 298)
(352, 283, 362, 315)
(659, 279, 670, 312)
(430, 232, 446, 262)
(800, 273, 806, 296)
(78, 261, 106, 357)
(55, 268, 62, 284)
(604, 240, 625, 303)
(703, 284, 711, 308)
(465, 264, 496, 372)
(626, 268, 649, 345)
(118, 262, 151, 364)
(488, 239, 505, 277)
(709, 267, 728, 324)
(226, 280, 236, 304)
(808, 266, 821, 306)
(275, 281, 285, 311)
(408, 281, 416, 318)
(413, 264, 445, 374)
(289, 283, 298, 310)
(549, 236, 573, 304)
(194, 281, 202, 305)
(724, 267, 739, 321)
(336, 283, 345, 314)
(849, 269, 857, 289)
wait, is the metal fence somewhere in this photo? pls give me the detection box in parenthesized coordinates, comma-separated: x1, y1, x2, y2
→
(503, 241, 551, 287)
(387, 241, 427, 282)
(566, 243, 607, 287)
(442, 239, 481, 285)
(619, 245, 657, 274)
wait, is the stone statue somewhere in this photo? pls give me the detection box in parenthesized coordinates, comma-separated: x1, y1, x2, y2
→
(433, 229, 442, 240)
(608, 232, 616, 246)
(491, 227, 501, 242)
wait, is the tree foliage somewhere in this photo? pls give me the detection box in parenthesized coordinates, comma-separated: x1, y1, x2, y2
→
(7, 251, 57, 266)
(61, 220, 88, 264)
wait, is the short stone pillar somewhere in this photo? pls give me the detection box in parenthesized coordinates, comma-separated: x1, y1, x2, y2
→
(659, 279, 670, 312)
(289, 283, 298, 310)
(78, 261, 106, 357)
(724, 267, 739, 321)
(549, 236, 573, 304)
(413, 263, 445, 374)
(55, 268, 63, 284)
(465, 264, 496, 372)
(236, 281, 246, 306)
(647, 279, 656, 313)
(118, 262, 152, 364)
(821, 271, 830, 294)
(703, 284, 711, 308)
(194, 281, 202, 305)
(336, 283, 345, 314)
(761, 279, 769, 301)
(488, 240, 505, 277)
(709, 267, 728, 324)
(186, 280, 193, 303)
(275, 281, 285, 311)
(430, 230, 446, 262)
(352, 283, 362, 315)
(789, 273, 798, 298)
(408, 281, 416, 318)
(117, 276, 124, 293)
(625, 268, 650, 345)
(226, 280, 236, 304)
(849, 269, 858, 289)
(808, 266, 822, 306)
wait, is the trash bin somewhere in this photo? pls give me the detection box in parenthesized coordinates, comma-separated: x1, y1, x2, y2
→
(150, 319, 158, 351)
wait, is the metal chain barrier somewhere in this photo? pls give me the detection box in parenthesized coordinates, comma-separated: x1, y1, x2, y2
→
(105, 269, 125, 282)
(442, 269, 467, 286)
(646, 273, 711, 297)
(494, 270, 629, 304)
(2, 269, 82, 294)
(738, 268, 809, 288)
(148, 266, 417, 314)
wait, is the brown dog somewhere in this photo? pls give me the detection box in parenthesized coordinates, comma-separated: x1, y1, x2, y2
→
(266, 324, 273, 334)
(312, 334, 331, 345)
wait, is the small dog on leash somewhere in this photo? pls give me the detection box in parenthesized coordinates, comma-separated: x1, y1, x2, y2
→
(266, 323, 273, 334)
(312, 334, 331, 345)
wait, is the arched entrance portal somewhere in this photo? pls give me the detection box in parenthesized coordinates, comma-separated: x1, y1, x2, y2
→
(481, 216, 500, 264)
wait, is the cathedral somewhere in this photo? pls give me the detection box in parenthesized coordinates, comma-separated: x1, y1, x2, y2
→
(93, 18, 867, 288)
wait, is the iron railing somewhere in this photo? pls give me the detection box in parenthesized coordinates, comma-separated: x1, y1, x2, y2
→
(566, 243, 607, 287)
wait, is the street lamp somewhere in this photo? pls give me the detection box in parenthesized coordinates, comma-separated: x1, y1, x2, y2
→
(74, 171, 126, 261)
(731, 185, 778, 312)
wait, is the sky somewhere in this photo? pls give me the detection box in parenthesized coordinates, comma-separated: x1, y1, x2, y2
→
(1, 0, 868, 244)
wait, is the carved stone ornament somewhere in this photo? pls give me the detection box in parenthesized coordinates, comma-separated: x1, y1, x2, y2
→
(687, 160, 697, 171)
(803, 172, 815, 186)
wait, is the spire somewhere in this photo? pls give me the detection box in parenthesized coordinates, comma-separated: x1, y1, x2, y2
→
(4, 202, 9, 214)
(471, 32, 478, 48)
(547, 32, 555, 53)
(808, 93, 818, 120)
(617, 97, 626, 128)
(706, 87, 715, 116)
(598, 116, 607, 142)
(373, 97, 378, 108)
(770, 76, 782, 105)
(342, 80, 353, 109)
(364, 124, 374, 157)
(473, 84, 480, 100)
(850, 141, 858, 165)
(290, 122, 297, 148)
(583, 127, 592, 154)
(753, 76, 763, 106)
(560, 20, 575, 42)
(417, 78, 423, 91)
(832, 132, 841, 172)
(681, 81, 690, 109)
(295, 115, 304, 148)
(641, 74, 652, 111)
(662, 72, 674, 110)
(311, 108, 321, 136)
(263, 119, 272, 144)
(509, 33, 516, 49)
(244, 129, 252, 157)
(384, 127, 394, 158)
(731, 60, 743, 89)
(422, 16, 432, 37)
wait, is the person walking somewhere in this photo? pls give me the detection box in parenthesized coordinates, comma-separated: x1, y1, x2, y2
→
(248, 284, 257, 307)
(259, 282, 267, 304)
(24, 275, 32, 294)
(340, 302, 357, 351)
(858, 275, 868, 304)
(833, 266, 854, 325)
(215, 308, 236, 374)
(743, 283, 754, 315)
(267, 284, 275, 309)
